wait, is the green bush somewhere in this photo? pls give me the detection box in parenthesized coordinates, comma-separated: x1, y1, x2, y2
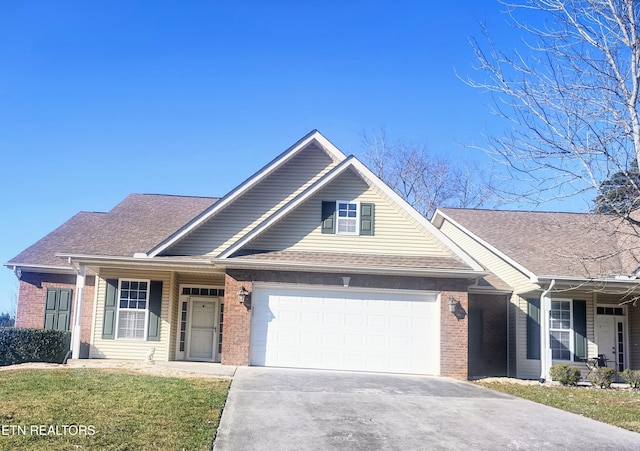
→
(0, 328, 71, 367)
(587, 367, 616, 388)
(620, 369, 640, 389)
(550, 364, 582, 386)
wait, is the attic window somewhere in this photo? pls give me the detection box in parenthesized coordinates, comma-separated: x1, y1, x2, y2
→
(337, 201, 359, 234)
(321, 201, 375, 236)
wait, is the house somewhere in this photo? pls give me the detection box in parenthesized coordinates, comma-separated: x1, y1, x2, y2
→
(432, 208, 640, 381)
(4, 131, 485, 379)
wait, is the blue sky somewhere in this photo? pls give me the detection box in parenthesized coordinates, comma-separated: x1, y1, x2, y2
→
(0, 1, 582, 314)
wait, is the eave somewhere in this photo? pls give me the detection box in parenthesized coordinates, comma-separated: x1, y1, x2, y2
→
(56, 253, 220, 274)
(3, 262, 76, 275)
(215, 257, 487, 279)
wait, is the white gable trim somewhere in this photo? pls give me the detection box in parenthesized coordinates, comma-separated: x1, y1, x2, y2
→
(432, 209, 539, 283)
(217, 157, 357, 259)
(147, 130, 347, 257)
(346, 162, 485, 272)
(218, 156, 484, 273)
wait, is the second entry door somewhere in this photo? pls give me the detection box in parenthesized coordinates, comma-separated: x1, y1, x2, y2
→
(188, 297, 219, 361)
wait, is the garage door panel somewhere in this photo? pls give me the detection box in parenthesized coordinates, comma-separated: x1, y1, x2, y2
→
(323, 313, 342, 325)
(250, 286, 439, 375)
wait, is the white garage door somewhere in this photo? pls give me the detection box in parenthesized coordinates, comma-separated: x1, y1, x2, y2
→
(250, 285, 440, 375)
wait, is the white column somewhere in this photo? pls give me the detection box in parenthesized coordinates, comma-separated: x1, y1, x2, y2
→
(539, 280, 555, 382)
(71, 264, 86, 360)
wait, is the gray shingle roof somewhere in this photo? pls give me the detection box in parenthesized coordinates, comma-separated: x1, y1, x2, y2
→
(7, 194, 218, 268)
(439, 208, 640, 279)
(228, 249, 473, 271)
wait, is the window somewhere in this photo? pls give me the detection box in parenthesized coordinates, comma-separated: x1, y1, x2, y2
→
(116, 279, 149, 340)
(550, 300, 572, 360)
(321, 201, 375, 235)
(597, 306, 624, 316)
(526, 298, 586, 362)
(336, 201, 359, 234)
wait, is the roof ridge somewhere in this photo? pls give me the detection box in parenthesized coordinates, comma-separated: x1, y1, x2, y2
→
(138, 193, 220, 200)
(439, 207, 592, 215)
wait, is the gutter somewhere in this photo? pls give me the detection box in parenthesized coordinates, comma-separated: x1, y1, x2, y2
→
(4, 263, 76, 275)
(214, 258, 487, 279)
(55, 253, 217, 270)
(539, 279, 556, 383)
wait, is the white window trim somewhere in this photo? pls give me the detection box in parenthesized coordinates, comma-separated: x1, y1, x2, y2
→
(115, 278, 150, 340)
(549, 298, 573, 361)
(336, 200, 360, 235)
(175, 284, 225, 360)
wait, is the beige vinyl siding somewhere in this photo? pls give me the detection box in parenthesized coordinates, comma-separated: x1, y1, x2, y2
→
(91, 269, 172, 361)
(176, 273, 225, 286)
(250, 170, 450, 256)
(513, 294, 540, 379)
(166, 143, 338, 257)
(515, 291, 598, 379)
(438, 219, 537, 293)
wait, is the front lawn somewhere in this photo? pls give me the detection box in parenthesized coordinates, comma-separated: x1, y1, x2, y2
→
(476, 381, 640, 433)
(0, 368, 230, 450)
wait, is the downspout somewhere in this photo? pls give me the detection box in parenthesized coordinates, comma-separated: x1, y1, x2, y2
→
(12, 265, 22, 281)
(539, 279, 556, 383)
(68, 258, 86, 360)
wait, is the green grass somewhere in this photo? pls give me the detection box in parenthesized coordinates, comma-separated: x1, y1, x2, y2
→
(475, 382, 640, 433)
(0, 368, 230, 450)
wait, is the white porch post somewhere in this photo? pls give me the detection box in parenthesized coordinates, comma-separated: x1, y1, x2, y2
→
(71, 264, 86, 360)
(540, 280, 555, 382)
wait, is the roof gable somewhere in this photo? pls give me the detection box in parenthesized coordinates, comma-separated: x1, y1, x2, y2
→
(150, 130, 346, 257)
(216, 156, 484, 273)
(434, 207, 640, 280)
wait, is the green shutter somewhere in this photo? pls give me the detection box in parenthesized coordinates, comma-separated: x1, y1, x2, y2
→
(147, 281, 163, 341)
(359, 203, 375, 236)
(44, 289, 59, 330)
(526, 298, 540, 360)
(321, 201, 336, 234)
(573, 300, 587, 361)
(102, 279, 118, 340)
(57, 288, 72, 331)
(44, 288, 72, 331)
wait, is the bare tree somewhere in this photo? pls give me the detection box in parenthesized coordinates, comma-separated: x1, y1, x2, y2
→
(362, 127, 498, 219)
(466, 0, 640, 222)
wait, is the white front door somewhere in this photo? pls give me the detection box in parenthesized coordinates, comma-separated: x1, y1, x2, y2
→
(595, 307, 626, 372)
(188, 297, 219, 361)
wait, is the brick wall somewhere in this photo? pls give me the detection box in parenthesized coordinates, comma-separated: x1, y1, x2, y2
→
(468, 293, 508, 378)
(221, 273, 252, 365)
(440, 290, 469, 379)
(16, 272, 95, 358)
(223, 269, 471, 377)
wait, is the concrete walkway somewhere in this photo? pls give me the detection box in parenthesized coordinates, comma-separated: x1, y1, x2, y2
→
(19, 359, 239, 378)
(214, 367, 640, 450)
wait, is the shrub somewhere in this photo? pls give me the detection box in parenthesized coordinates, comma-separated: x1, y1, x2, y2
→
(620, 369, 640, 389)
(587, 367, 616, 388)
(550, 364, 581, 386)
(0, 328, 71, 367)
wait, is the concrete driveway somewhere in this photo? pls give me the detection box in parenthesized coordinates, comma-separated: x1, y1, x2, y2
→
(213, 367, 640, 450)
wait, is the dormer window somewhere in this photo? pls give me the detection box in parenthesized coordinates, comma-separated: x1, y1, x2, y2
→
(321, 201, 375, 236)
(337, 201, 359, 234)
